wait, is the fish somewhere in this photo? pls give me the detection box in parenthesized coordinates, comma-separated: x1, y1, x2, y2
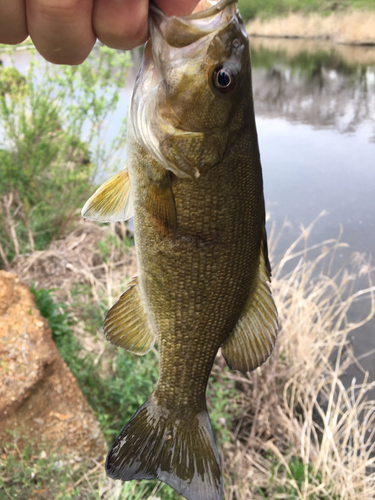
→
(82, 0, 278, 499)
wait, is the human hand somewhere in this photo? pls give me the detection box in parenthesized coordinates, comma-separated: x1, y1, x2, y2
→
(0, 0, 200, 65)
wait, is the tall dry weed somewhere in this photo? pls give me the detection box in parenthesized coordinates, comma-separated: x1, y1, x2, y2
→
(220, 214, 375, 499)
(247, 11, 375, 45)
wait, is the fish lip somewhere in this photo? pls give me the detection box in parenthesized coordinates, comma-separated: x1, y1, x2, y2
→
(185, 0, 238, 20)
(149, 0, 237, 20)
(149, 0, 238, 48)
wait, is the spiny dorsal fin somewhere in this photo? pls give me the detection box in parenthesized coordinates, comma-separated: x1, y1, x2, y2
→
(222, 231, 278, 372)
(104, 277, 155, 355)
(146, 174, 177, 237)
(82, 169, 134, 223)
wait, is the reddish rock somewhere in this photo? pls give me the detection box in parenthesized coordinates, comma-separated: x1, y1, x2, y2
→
(0, 271, 107, 460)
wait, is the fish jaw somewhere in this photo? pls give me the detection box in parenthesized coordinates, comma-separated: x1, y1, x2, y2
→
(149, 0, 238, 53)
(148, 0, 242, 85)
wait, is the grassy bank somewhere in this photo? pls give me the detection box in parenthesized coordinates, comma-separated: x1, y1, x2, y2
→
(238, 0, 375, 22)
(247, 11, 375, 45)
(239, 0, 375, 45)
(0, 45, 130, 268)
(2, 214, 374, 499)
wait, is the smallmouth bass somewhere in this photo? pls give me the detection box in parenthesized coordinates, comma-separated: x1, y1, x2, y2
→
(82, 1, 278, 499)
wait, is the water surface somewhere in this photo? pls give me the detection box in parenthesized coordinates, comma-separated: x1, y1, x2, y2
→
(250, 37, 375, 394)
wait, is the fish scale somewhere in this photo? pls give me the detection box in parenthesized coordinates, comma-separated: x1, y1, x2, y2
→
(130, 130, 260, 407)
(81, 1, 278, 499)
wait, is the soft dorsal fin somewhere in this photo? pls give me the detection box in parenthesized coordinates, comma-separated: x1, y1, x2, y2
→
(104, 277, 155, 355)
(222, 230, 278, 372)
(82, 169, 134, 223)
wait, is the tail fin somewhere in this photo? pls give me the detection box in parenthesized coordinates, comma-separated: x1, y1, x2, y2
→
(106, 397, 223, 500)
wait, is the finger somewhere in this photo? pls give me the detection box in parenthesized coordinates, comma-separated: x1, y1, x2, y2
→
(26, 0, 96, 65)
(154, 0, 200, 17)
(0, 0, 28, 44)
(93, 0, 148, 51)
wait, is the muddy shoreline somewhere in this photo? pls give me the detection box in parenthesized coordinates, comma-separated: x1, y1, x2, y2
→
(246, 10, 375, 46)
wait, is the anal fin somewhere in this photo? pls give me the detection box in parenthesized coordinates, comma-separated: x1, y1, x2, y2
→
(82, 168, 133, 223)
(222, 234, 279, 372)
(104, 277, 155, 355)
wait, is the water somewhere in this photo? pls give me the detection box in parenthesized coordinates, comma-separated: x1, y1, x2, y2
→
(1, 39, 374, 391)
(250, 37, 375, 394)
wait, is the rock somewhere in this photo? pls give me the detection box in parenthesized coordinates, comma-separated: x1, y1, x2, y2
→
(0, 271, 107, 461)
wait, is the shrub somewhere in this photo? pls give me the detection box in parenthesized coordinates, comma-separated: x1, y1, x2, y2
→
(0, 45, 131, 266)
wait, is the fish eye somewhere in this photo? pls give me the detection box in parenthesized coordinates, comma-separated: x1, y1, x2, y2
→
(212, 65, 235, 94)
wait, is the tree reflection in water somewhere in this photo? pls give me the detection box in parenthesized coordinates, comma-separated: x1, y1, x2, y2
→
(250, 37, 375, 142)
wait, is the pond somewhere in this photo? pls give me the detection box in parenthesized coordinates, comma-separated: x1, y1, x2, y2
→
(250, 37, 375, 396)
(2, 36, 374, 394)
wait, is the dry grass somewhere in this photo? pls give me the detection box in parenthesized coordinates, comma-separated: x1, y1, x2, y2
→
(11, 217, 137, 307)
(219, 213, 375, 499)
(247, 11, 375, 45)
(10, 214, 375, 499)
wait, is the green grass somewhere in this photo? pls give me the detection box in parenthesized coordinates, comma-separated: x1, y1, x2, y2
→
(259, 452, 340, 499)
(30, 285, 156, 441)
(30, 283, 71, 338)
(0, 431, 184, 499)
(207, 367, 239, 446)
(238, 0, 375, 21)
(0, 434, 97, 500)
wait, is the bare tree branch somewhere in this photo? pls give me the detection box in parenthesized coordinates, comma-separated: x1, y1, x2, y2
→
(2, 193, 20, 257)
(0, 240, 11, 271)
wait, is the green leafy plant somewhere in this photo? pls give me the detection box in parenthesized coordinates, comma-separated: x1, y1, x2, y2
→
(0, 432, 98, 500)
(238, 0, 375, 21)
(0, 44, 131, 267)
(30, 283, 71, 339)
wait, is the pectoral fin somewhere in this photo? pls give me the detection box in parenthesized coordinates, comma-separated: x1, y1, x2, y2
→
(104, 277, 155, 355)
(222, 231, 279, 372)
(146, 173, 177, 238)
(82, 169, 134, 223)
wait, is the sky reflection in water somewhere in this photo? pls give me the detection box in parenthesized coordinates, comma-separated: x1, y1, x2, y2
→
(249, 37, 375, 394)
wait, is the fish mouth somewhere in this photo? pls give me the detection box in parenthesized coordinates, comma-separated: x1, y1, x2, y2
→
(149, 0, 238, 49)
